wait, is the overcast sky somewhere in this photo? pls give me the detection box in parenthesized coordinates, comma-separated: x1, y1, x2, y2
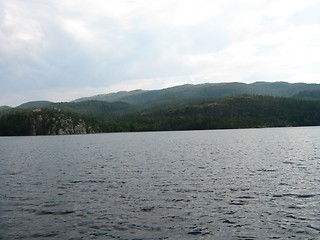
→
(1, 0, 320, 106)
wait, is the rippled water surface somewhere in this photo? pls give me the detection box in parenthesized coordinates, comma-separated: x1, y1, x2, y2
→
(1, 128, 320, 239)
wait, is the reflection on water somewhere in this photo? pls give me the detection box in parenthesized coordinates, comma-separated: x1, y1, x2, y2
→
(1, 127, 320, 239)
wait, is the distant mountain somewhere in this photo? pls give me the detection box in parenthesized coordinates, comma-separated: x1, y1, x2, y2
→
(74, 89, 146, 103)
(292, 90, 320, 99)
(101, 95, 320, 132)
(50, 100, 137, 121)
(4, 81, 320, 136)
(0, 106, 11, 112)
(73, 82, 320, 105)
(18, 101, 54, 108)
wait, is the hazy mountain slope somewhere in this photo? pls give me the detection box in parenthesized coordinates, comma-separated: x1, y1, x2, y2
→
(73, 90, 146, 103)
(73, 83, 252, 104)
(4, 81, 320, 136)
(249, 82, 318, 96)
(102, 95, 320, 132)
(0, 106, 11, 112)
(3, 94, 320, 135)
(73, 82, 320, 105)
(49, 100, 138, 121)
(292, 90, 320, 99)
(18, 101, 54, 108)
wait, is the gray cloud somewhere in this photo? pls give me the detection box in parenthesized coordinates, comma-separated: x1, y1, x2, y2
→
(1, 0, 320, 106)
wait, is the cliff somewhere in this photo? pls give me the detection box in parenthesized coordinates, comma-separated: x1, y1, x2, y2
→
(0, 108, 100, 136)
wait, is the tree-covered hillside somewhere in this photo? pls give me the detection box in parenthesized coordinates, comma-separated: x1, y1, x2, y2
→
(0, 108, 100, 136)
(101, 95, 320, 132)
(49, 100, 137, 121)
(3, 81, 320, 136)
(0, 106, 11, 112)
(73, 81, 320, 105)
(17, 101, 54, 108)
(293, 90, 320, 99)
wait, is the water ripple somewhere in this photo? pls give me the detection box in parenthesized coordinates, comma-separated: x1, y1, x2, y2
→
(1, 128, 320, 239)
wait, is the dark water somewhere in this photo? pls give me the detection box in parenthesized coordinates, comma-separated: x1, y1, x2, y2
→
(1, 128, 320, 239)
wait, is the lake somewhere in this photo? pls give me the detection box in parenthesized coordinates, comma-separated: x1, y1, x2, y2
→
(0, 127, 319, 239)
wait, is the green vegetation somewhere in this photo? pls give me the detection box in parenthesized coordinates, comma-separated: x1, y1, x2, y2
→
(0, 106, 11, 112)
(3, 81, 320, 136)
(0, 108, 100, 136)
(73, 81, 320, 104)
(49, 100, 136, 121)
(100, 95, 320, 132)
(17, 101, 54, 108)
(293, 90, 320, 99)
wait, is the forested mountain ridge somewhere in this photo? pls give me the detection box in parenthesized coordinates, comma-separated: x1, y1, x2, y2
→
(0, 106, 11, 112)
(101, 95, 320, 132)
(73, 81, 320, 105)
(3, 81, 320, 136)
(2, 95, 320, 136)
(48, 100, 137, 121)
(17, 101, 54, 108)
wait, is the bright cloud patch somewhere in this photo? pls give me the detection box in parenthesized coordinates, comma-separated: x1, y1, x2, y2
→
(1, 0, 320, 106)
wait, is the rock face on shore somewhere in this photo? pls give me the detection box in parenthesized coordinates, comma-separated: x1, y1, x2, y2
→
(0, 108, 100, 136)
(29, 109, 100, 136)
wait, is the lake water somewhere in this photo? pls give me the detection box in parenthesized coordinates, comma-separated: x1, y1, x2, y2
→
(0, 127, 319, 239)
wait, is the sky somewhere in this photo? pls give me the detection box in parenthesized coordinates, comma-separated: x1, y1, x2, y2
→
(1, 0, 320, 106)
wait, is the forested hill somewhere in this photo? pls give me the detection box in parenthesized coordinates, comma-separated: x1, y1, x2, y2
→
(17, 101, 54, 108)
(101, 95, 320, 132)
(2, 95, 320, 136)
(3, 81, 320, 136)
(0, 106, 11, 112)
(73, 81, 320, 105)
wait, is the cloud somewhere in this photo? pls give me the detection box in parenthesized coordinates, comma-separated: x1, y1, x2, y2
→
(1, 0, 320, 106)
(289, 2, 320, 25)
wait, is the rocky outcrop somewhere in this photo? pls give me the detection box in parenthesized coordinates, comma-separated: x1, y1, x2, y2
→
(0, 107, 101, 136)
(28, 108, 100, 135)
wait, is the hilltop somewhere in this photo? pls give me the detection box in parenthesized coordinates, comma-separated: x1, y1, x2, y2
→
(17, 101, 54, 108)
(73, 81, 320, 105)
(2, 81, 320, 136)
(101, 95, 320, 132)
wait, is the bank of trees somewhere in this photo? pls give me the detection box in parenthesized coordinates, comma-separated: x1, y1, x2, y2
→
(2, 95, 320, 136)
